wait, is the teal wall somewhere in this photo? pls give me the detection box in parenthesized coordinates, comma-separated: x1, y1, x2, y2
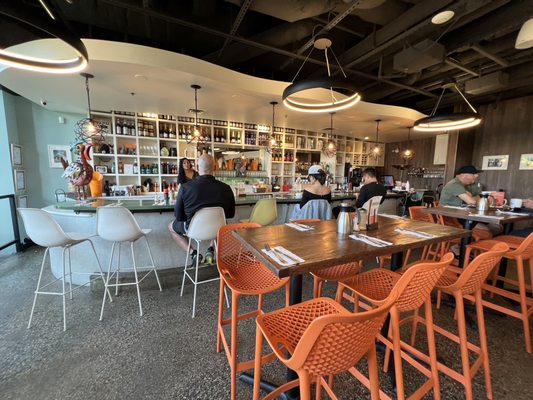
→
(0, 92, 84, 257)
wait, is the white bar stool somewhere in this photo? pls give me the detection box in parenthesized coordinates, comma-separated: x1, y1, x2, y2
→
(96, 206, 162, 319)
(18, 208, 111, 331)
(180, 207, 226, 318)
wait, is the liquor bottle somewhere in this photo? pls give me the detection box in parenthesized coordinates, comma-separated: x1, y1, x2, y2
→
(111, 161, 116, 174)
(140, 164, 145, 174)
(146, 164, 151, 174)
(168, 124, 175, 139)
(118, 160, 124, 174)
(130, 120, 136, 136)
(123, 120, 130, 135)
(115, 119, 122, 135)
(152, 163, 158, 174)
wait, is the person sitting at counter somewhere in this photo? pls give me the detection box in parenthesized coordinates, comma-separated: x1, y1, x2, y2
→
(172, 154, 235, 264)
(177, 157, 199, 185)
(355, 168, 387, 209)
(300, 165, 332, 208)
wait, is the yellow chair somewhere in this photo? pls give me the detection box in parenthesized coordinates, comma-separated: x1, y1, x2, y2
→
(240, 198, 277, 226)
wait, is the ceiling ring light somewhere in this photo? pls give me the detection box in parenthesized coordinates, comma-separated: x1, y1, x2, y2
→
(282, 35, 361, 113)
(413, 84, 481, 132)
(0, 4, 88, 74)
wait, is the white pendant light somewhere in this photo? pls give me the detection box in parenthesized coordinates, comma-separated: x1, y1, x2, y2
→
(516, 18, 533, 49)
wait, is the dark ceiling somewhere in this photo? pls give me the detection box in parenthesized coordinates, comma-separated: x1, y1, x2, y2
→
(4, 0, 533, 113)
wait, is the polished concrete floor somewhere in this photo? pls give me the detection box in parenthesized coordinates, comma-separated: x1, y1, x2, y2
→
(0, 247, 532, 399)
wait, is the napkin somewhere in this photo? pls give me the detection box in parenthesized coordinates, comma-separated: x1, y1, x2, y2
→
(262, 246, 305, 266)
(468, 213, 504, 219)
(394, 228, 435, 238)
(285, 223, 314, 231)
(443, 205, 469, 210)
(378, 213, 405, 219)
(496, 210, 531, 216)
(350, 234, 393, 247)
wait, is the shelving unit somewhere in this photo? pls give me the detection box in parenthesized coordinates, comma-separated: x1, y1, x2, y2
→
(90, 111, 385, 190)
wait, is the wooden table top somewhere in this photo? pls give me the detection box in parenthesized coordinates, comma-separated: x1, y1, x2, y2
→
(422, 206, 533, 225)
(232, 216, 471, 278)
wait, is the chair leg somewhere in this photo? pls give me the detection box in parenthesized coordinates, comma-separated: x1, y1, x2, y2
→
(253, 326, 265, 400)
(516, 258, 532, 353)
(424, 299, 441, 400)
(474, 290, 493, 399)
(312, 276, 320, 298)
(455, 294, 473, 400)
(410, 307, 420, 347)
(88, 240, 112, 303)
(28, 247, 49, 329)
(298, 370, 311, 400)
(367, 345, 381, 400)
(391, 309, 406, 400)
(100, 242, 116, 321)
(192, 240, 200, 318)
(144, 235, 162, 291)
(67, 247, 73, 300)
(216, 278, 225, 353)
(115, 242, 121, 296)
(61, 248, 67, 331)
(131, 242, 143, 317)
(180, 238, 192, 297)
(230, 292, 240, 400)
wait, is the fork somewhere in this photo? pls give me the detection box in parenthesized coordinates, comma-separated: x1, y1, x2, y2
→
(353, 233, 385, 247)
(264, 244, 299, 264)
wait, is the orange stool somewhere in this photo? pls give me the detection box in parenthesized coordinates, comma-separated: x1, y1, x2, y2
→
(252, 296, 395, 400)
(290, 219, 362, 297)
(426, 243, 508, 399)
(337, 253, 455, 400)
(465, 232, 533, 353)
(216, 223, 290, 400)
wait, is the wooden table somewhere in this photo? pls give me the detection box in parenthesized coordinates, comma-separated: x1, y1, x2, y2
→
(233, 216, 470, 399)
(423, 206, 533, 267)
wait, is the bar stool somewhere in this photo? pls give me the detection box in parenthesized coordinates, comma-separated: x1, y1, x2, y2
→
(97, 206, 162, 319)
(424, 243, 508, 399)
(253, 296, 395, 400)
(216, 223, 290, 400)
(464, 233, 533, 353)
(337, 253, 455, 400)
(240, 198, 277, 226)
(180, 207, 226, 318)
(18, 208, 110, 331)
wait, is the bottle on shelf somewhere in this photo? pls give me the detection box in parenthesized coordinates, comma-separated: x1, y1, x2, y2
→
(115, 119, 122, 135)
(111, 161, 116, 174)
(133, 161, 139, 174)
(118, 160, 124, 174)
(140, 164, 145, 174)
(123, 120, 130, 135)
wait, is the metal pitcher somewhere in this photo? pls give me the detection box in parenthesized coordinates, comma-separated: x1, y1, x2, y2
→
(337, 202, 354, 234)
(477, 193, 494, 212)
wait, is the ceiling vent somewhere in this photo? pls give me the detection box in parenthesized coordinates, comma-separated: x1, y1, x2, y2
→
(393, 39, 445, 73)
(465, 71, 509, 95)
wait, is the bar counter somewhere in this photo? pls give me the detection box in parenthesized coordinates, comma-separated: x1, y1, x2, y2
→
(45, 192, 405, 284)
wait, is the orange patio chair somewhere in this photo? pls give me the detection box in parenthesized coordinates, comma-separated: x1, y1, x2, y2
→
(337, 253, 455, 400)
(252, 296, 395, 400)
(464, 232, 533, 353)
(216, 223, 290, 400)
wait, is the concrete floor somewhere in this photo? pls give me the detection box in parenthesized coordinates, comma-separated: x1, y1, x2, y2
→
(0, 247, 532, 399)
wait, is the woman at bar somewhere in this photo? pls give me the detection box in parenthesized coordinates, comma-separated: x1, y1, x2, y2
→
(177, 157, 198, 185)
(300, 165, 332, 208)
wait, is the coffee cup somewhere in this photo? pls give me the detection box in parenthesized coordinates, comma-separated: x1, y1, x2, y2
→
(510, 198, 523, 208)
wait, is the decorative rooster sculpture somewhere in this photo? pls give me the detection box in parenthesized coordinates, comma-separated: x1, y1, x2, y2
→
(61, 143, 94, 200)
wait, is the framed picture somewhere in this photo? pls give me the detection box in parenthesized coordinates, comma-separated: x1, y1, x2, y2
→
(95, 165, 108, 174)
(14, 169, 25, 191)
(11, 144, 23, 167)
(17, 195, 28, 208)
(48, 145, 72, 168)
(519, 153, 533, 170)
(481, 154, 509, 170)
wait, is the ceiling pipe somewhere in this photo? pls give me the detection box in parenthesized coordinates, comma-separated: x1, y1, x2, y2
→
(470, 44, 510, 67)
(444, 58, 479, 77)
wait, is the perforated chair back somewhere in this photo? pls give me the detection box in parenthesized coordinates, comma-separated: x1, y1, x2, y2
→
(393, 252, 454, 312)
(18, 208, 72, 248)
(96, 206, 144, 242)
(263, 297, 394, 374)
(248, 198, 277, 226)
(409, 206, 435, 223)
(187, 207, 226, 241)
(444, 242, 508, 295)
(509, 231, 533, 259)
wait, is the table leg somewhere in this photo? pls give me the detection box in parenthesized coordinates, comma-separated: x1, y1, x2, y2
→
(459, 220, 474, 268)
(495, 223, 514, 288)
(390, 252, 404, 271)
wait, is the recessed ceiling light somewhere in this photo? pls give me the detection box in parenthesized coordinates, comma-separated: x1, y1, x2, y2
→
(364, 136, 370, 140)
(231, 94, 240, 98)
(431, 10, 454, 25)
(134, 74, 147, 80)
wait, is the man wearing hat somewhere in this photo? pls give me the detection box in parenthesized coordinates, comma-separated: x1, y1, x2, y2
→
(440, 165, 483, 207)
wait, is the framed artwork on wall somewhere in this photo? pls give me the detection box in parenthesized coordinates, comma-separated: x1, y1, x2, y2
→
(519, 153, 533, 170)
(14, 169, 25, 191)
(48, 145, 72, 168)
(481, 154, 509, 170)
(17, 195, 28, 208)
(95, 165, 108, 174)
(10, 144, 23, 167)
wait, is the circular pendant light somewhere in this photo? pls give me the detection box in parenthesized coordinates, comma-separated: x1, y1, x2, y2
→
(413, 84, 482, 132)
(282, 35, 361, 113)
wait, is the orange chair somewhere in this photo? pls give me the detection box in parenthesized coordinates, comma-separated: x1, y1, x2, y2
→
(216, 223, 290, 400)
(464, 232, 533, 353)
(422, 243, 508, 399)
(291, 219, 362, 297)
(252, 296, 395, 400)
(337, 253, 455, 400)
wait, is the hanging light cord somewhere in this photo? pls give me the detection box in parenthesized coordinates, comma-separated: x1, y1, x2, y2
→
(194, 87, 199, 126)
(85, 76, 92, 118)
(430, 87, 446, 117)
(375, 120, 380, 142)
(454, 84, 478, 113)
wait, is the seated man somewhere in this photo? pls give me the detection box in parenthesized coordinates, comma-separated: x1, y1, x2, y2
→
(355, 167, 387, 209)
(172, 154, 235, 264)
